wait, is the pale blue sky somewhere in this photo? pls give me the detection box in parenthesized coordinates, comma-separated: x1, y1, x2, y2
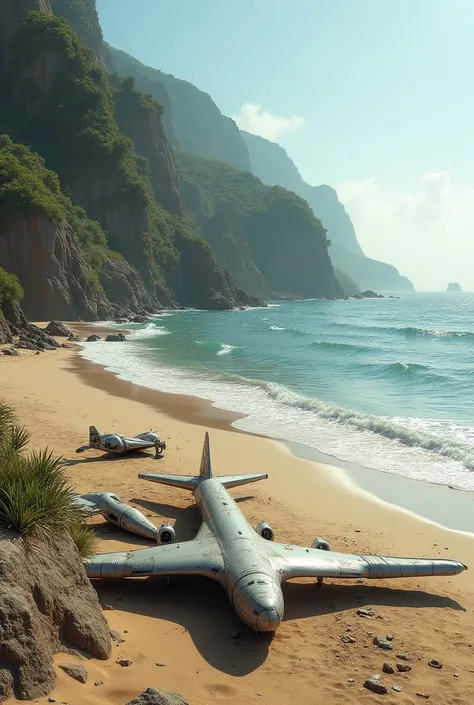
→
(96, 0, 474, 289)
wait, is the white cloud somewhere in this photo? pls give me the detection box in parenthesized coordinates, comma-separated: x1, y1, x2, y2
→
(233, 102, 306, 141)
(337, 173, 474, 291)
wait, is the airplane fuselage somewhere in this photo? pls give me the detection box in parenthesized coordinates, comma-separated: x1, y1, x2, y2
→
(194, 478, 284, 631)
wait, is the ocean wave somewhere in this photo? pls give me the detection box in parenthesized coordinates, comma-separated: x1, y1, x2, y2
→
(385, 361, 430, 375)
(402, 326, 474, 340)
(258, 381, 474, 471)
(127, 323, 170, 339)
(269, 325, 286, 331)
(195, 340, 243, 356)
(311, 340, 372, 353)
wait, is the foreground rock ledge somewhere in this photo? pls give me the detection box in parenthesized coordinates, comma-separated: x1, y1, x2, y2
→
(126, 687, 190, 705)
(0, 533, 111, 702)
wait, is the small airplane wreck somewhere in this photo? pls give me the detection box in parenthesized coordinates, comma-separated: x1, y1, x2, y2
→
(84, 433, 468, 633)
(74, 492, 174, 543)
(76, 425, 166, 459)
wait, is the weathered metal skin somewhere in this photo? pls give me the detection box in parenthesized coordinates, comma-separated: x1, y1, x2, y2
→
(84, 432, 468, 633)
(75, 492, 159, 541)
(76, 426, 166, 458)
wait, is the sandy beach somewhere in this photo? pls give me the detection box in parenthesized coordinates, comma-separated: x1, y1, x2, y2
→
(1, 341, 474, 705)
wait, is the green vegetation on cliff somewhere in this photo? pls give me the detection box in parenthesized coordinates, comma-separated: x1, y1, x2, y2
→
(177, 152, 342, 299)
(50, 0, 104, 61)
(6, 11, 179, 282)
(0, 267, 23, 308)
(0, 133, 111, 286)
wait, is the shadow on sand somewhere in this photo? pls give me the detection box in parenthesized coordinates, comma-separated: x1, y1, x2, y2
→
(92, 575, 464, 676)
(64, 451, 163, 467)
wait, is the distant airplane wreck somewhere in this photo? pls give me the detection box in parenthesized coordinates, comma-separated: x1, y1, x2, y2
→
(74, 492, 174, 544)
(76, 426, 166, 458)
(85, 433, 468, 633)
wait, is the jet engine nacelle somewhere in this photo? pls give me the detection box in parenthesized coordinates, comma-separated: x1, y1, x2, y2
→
(256, 521, 274, 541)
(311, 537, 331, 551)
(157, 522, 176, 545)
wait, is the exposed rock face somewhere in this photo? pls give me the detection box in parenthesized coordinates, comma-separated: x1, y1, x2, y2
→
(0, 533, 111, 701)
(168, 236, 265, 310)
(241, 130, 415, 292)
(203, 213, 269, 299)
(0, 214, 109, 320)
(0, 0, 52, 68)
(50, 0, 106, 65)
(108, 46, 251, 172)
(446, 282, 462, 292)
(126, 687, 190, 705)
(45, 320, 71, 336)
(113, 80, 186, 216)
(99, 257, 171, 312)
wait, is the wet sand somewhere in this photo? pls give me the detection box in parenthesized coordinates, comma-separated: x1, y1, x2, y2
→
(1, 343, 473, 705)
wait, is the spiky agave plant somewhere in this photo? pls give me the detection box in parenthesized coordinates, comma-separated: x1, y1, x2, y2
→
(0, 400, 97, 557)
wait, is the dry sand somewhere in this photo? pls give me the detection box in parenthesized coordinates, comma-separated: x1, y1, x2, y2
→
(1, 343, 474, 705)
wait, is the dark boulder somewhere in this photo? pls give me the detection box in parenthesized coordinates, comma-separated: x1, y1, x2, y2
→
(45, 320, 71, 337)
(86, 334, 101, 342)
(125, 687, 190, 705)
(105, 333, 126, 342)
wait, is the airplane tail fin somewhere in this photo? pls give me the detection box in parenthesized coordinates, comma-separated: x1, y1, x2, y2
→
(199, 431, 213, 479)
(89, 425, 100, 445)
(139, 432, 268, 490)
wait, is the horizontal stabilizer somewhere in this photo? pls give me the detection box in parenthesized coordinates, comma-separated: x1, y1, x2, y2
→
(138, 472, 199, 490)
(217, 473, 268, 489)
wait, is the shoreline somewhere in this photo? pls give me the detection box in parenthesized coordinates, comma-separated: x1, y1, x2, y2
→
(1, 343, 474, 705)
(72, 322, 474, 535)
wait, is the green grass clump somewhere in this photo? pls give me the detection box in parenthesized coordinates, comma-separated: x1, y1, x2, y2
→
(0, 401, 97, 557)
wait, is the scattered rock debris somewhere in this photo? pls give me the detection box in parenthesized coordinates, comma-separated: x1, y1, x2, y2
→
(396, 653, 410, 661)
(363, 678, 389, 695)
(357, 607, 375, 618)
(125, 686, 190, 705)
(393, 685, 402, 692)
(117, 659, 132, 667)
(382, 663, 395, 674)
(416, 693, 430, 700)
(374, 636, 393, 651)
(340, 635, 357, 644)
(396, 663, 411, 672)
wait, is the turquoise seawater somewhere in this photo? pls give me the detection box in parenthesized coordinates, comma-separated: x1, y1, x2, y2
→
(80, 293, 474, 491)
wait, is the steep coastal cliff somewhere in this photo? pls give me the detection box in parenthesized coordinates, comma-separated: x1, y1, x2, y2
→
(178, 153, 343, 299)
(0, 4, 262, 316)
(241, 130, 415, 292)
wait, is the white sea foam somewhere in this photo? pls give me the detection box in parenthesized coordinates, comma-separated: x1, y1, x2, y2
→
(79, 327, 474, 492)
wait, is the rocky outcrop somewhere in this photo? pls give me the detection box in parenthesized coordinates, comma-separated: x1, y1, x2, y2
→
(99, 257, 172, 312)
(107, 46, 251, 172)
(45, 319, 71, 336)
(0, 301, 66, 351)
(168, 235, 265, 310)
(446, 282, 462, 292)
(0, 0, 52, 68)
(0, 214, 110, 320)
(241, 130, 415, 292)
(203, 213, 269, 299)
(0, 532, 111, 701)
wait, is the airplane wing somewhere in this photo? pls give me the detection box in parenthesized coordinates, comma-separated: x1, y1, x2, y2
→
(84, 532, 225, 582)
(266, 542, 467, 582)
(73, 495, 102, 516)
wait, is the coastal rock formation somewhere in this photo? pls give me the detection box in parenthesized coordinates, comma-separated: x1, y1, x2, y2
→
(0, 301, 65, 351)
(0, 0, 52, 68)
(203, 213, 270, 299)
(241, 130, 415, 293)
(0, 533, 111, 701)
(177, 152, 343, 300)
(446, 282, 462, 292)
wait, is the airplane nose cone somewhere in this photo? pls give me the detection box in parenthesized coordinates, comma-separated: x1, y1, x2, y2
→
(256, 606, 282, 632)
